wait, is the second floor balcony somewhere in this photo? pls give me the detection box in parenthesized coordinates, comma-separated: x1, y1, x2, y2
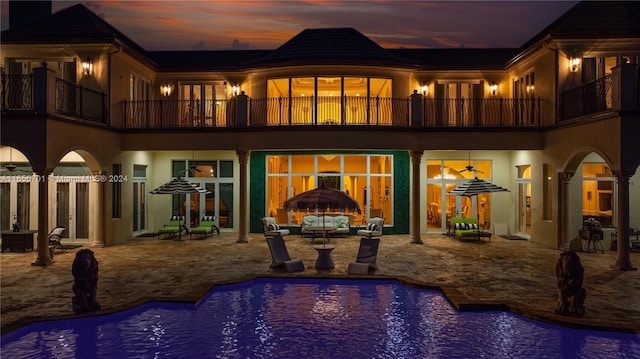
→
(122, 95, 541, 129)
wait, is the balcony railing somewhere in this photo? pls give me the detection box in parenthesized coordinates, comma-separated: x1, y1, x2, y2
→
(560, 75, 612, 121)
(423, 98, 540, 127)
(1, 74, 33, 111)
(1, 74, 107, 123)
(55, 79, 108, 123)
(124, 96, 540, 128)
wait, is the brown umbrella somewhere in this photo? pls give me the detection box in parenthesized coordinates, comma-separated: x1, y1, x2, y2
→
(283, 181, 361, 246)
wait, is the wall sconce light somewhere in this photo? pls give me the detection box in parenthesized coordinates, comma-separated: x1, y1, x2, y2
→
(527, 84, 535, 94)
(81, 58, 93, 75)
(160, 82, 174, 97)
(489, 81, 498, 96)
(421, 83, 428, 96)
(569, 56, 580, 72)
(231, 84, 240, 96)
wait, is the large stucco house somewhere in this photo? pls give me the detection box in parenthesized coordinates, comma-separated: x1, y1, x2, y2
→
(1, 1, 639, 269)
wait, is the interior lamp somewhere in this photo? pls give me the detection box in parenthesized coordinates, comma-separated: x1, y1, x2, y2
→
(231, 84, 240, 96)
(570, 57, 581, 72)
(160, 82, 174, 97)
(81, 58, 93, 75)
(489, 81, 498, 96)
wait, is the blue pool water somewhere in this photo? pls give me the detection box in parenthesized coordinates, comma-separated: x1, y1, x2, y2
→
(1, 278, 639, 358)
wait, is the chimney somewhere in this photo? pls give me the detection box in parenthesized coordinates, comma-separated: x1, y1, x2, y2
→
(9, 0, 52, 29)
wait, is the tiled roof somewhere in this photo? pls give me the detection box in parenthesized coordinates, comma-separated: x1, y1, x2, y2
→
(1, 4, 147, 55)
(148, 50, 272, 72)
(521, 1, 640, 50)
(3, 1, 639, 73)
(244, 28, 417, 68)
(389, 48, 518, 70)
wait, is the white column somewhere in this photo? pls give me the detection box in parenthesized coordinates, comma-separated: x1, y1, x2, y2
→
(559, 172, 573, 250)
(613, 171, 635, 270)
(31, 168, 52, 266)
(236, 150, 250, 243)
(410, 150, 424, 244)
(90, 172, 106, 247)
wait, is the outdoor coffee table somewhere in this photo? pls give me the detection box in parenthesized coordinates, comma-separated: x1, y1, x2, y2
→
(313, 244, 336, 270)
(306, 226, 337, 244)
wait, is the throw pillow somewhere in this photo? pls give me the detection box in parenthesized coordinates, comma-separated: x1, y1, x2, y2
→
(454, 223, 462, 230)
(337, 218, 347, 228)
(366, 223, 378, 231)
(469, 223, 478, 230)
(268, 223, 280, 231)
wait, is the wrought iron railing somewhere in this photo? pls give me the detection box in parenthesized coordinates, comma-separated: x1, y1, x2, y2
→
(55, 79, 107, 123)
(423, 98, 540, 127)
(123, 96, 540, 128)
(123, 99, 233, 127)
(248, 96, 409, 126)
(560, 74, 612, 121)
(1, 74, 33, 111)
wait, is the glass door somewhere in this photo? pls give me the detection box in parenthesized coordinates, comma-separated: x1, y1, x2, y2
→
(56, 181, 89, 241)
(133, 181, 146, 233)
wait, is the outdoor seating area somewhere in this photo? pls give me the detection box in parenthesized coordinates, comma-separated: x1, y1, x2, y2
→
(448, 217, 492, 242)
(262, 217, 290, 238)
(157, 216, 187, 239)
(301, 214, 351, 238)
(357, 217, 384, 239)
(189, 216, 220, 240)
(265, 236, 305, 272)
(347, 238, 380, 274)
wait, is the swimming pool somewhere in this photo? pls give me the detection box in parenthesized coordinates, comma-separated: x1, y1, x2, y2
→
(2, 278, 639, 358)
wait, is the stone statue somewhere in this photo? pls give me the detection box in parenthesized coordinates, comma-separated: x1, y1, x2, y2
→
(554, 251, 586, 317)
(72, 249, 101, 313)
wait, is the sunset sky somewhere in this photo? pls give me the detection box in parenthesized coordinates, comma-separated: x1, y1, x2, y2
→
(1, 1, 579, 50)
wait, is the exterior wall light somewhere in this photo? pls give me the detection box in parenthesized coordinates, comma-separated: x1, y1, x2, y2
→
(570, 56, 581, 72)
(421, 83, 428, 96)
(527, 84, 535, 94)
(160, 82, 174, 97)
(489, 81, 498, 96)
(82, 58, 93, 75)
(231, 84, 240, 96)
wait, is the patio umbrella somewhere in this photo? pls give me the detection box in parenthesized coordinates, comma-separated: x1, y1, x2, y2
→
(449, 177, 509, 240)
(150, 177, 210, 241)
(283, 181, 361, 247)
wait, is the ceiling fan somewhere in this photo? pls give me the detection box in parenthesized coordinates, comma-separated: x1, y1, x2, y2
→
(1, 147, 32, 174)
(458, 152, 483, 176)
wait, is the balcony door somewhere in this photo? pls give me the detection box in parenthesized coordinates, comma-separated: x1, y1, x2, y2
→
(179, 83, 227, 126)
(435, 82, 482, 126)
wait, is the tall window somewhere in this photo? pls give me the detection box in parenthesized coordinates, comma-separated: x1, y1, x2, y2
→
(179, 82, 227, 126)
(266, 77, 392, 125)
(582, 162, 614, 227)
(426, 159, 492, 232)
(266, 154, 393, 226)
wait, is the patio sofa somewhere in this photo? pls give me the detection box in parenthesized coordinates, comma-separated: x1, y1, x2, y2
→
(448, 217, 491, 241)
(301, 214, 351, 238)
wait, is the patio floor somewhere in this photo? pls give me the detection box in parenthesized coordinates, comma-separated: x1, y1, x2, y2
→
(1, 233, 639, 335)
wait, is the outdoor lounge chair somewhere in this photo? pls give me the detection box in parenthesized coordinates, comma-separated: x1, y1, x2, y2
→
(347, 238, 380, 274)
(158, 215, 185, 239)
(48, 226, 68, 253)
(262, 216, 290, 238)
(357, 217, 384, 239)
(265, 236, 305, 272)
(189, 216, 220, 239)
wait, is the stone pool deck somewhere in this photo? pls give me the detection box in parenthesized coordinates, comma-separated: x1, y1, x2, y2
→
(1, 233, 639, 335)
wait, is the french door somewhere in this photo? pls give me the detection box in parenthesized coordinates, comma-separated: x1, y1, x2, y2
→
(133, 181, 146, 233)
(184, 181, 233, 230)
(517, 180, 532, 236)
(56, 182, 89, 241)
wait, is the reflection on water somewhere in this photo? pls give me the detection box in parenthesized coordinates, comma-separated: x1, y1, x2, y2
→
(2, 278, 639, 358)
